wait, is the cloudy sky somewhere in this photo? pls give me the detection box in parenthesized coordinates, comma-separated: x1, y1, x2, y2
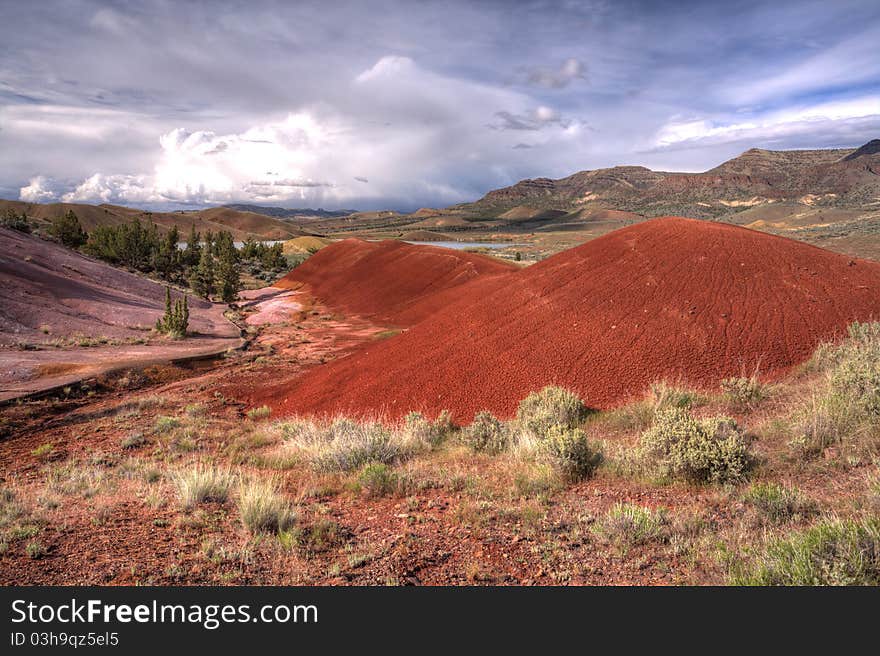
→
(2, 0, 879, 211)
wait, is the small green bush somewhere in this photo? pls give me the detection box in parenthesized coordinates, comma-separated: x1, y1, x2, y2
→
(600, 503, 669, 546)
(237, 479, 296, 534)
(730, 517, 880, 585)
(539, 425, 603, 480)
(636, 407, 753, 484)
(742, 483, 816, 523)
(464, 411, 508, 454)
(516, 386, 588, 438)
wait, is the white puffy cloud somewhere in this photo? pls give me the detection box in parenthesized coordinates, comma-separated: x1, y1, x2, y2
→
(19, 176, 59, 203)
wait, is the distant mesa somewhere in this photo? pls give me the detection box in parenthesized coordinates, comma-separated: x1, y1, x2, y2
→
(842, 139, 880, 161)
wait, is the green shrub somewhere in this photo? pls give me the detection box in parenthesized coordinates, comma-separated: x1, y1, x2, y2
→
(539, 425, 603, 480)
(742, 483, 816, 523)
(600, 503, 669, 546)
(636, 407, 753, 484)
(516, 386, 588, 438)
(463, 411, 508, 454)
(237, 479, 296, 534)
(730, 518, 880, 585)
(174, 465, 236, 510)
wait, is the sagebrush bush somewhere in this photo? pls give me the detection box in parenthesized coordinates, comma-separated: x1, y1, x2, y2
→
(636, 407, 753, 484)
(741, 482, 816, 523)
(730, 517, 880, 585)
(237, 479, 296, 534)
(516, 386, 588, 439)
(174, 464, 236, 510)
(600, 503, 669, 546)
(464, 411, 508, 454)
(539, 425, 603, 480)
(279, 416, 426, 472)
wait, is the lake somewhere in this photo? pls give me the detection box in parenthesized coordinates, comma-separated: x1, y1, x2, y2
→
(403, 241, 520, 250)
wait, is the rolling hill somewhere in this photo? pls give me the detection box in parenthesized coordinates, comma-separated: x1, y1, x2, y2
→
(0, 200, 315, 240)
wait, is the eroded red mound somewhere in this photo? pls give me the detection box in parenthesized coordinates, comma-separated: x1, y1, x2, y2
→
(275, 238, 516, 325)
(261, 217, 880, 422)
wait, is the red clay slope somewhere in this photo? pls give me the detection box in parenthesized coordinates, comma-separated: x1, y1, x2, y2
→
(259, 217, 880, 422)
(274, 238, 517, 325)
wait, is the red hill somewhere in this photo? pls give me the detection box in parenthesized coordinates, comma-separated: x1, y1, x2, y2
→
(275, 238, 516, 325)
(259, 217, 880, 422)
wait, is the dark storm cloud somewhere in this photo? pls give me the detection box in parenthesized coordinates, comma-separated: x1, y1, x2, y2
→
(1, 0, 879, 209)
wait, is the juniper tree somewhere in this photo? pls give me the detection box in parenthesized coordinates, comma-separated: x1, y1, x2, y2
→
(155, 287, 189, 338)
(190, 235, 215, 300)
(214, 230, 241, 302)
(49, 210, 88, 248)
(182, 224, 201, 268)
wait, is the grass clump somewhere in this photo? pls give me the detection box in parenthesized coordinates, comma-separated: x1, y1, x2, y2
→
(247, 406, 271, 421)
(516, 386, 588, 439)
(741, 482, 816, 523)
(174, 464, 236, 510)
(730, 517, 880, 585)
(721, 375, 768, 408)
(403, 410, 454, 448)
(356, 463, 401, 498)
(31, 443, 54, 459)
(154, 415, 181, 434)
(120, 432, 146, 450)
(539, 425, 603, 481)
(648, 381, 704, 410)
(791, 322, 880, 458)
(279, 417, 426, 472)
(463, 411, 508, 454)
(599, 503, 670, 546)
(237, 479, 296, 535)
(636, 407, 753, 484)
(25, 541, 47, 560)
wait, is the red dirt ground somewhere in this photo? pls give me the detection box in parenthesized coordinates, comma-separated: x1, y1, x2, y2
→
(255, 217, 880, 422)
(274, 238, 516, 325)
